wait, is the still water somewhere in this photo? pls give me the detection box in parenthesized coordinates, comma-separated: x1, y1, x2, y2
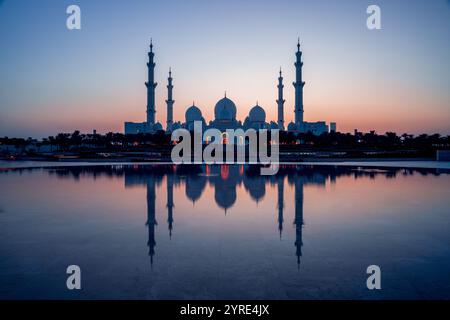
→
(0, 164, 449, 299)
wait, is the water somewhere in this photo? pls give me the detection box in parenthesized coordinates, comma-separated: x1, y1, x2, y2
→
(0, 164, 449, 299)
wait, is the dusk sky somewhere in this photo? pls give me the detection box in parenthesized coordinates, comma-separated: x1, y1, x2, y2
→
(0, 0, 449, 138)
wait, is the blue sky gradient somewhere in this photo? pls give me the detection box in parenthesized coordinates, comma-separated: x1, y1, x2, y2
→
(0, 0, 449, 138)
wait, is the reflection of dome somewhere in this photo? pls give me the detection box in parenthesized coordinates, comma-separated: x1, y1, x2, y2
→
(215, 184, 237, 211)
(249, 105, 266, 123)
(185, 105, 203, 122)
(214, 97, 237, 120)
(243, 177, 266, 203)
(185, 176, 206, 203)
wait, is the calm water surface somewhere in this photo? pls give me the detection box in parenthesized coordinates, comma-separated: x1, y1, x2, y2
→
(0, 164, 449, 299)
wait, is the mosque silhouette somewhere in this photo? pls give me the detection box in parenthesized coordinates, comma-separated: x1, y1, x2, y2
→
(125, 39, 336, 136)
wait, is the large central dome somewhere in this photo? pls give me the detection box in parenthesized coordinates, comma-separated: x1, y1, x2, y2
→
(214, 96, 237, 121)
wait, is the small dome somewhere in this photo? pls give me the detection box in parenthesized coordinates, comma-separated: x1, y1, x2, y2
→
(269, 121, 279, 129)
(172, 122, 182, 130)
(154, 122, 163, 131)
(287, 122, 297, 131)
(214, 96, 237, 120)
(249, 105, 266, 123)
(185, 105, 203, 123)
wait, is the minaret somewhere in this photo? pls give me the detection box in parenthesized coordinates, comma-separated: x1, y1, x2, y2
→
(145, 39, 157, 128)
(146, 180, 157, 267)
(294, 177, 304, 269)
(277, 176, 284, 239)
(293, 39, 305, 128)
(166, 68, 174, 132)
(276, 68, 285, 130)
(166, 174, 174, 238)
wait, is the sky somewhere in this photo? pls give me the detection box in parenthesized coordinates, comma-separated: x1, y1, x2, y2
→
(0, 0, 449, 138)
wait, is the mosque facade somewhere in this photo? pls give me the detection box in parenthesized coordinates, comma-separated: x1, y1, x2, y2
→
(124, 40, 334, 136)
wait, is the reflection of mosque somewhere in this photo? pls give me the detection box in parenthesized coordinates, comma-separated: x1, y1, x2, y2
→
(124, 165, 329, 269)
(46, 164, 439, 269)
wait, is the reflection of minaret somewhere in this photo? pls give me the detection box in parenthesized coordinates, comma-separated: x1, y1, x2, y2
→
(166, 174, 174, 239)
(277, 177, 284, 239)
(146, 180, 157, 267)
(276, 68, 285, 130)
(294, 178, 304, 269)
(145, 39, 157, 126)
(166, 68, 174, 132)
(293, 39, 305, 127)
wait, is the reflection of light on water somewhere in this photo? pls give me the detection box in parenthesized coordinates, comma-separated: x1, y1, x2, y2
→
(1, 164, 450, 299)
(197, 173, 219, 177)
(221, 165, 229, 180)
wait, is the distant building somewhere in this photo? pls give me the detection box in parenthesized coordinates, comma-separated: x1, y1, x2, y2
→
(330, 122, 337, 133)
(302, 121, 329, 135)
(124, 39, 335, 135)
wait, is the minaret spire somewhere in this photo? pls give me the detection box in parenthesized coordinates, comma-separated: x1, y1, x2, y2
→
(166, 174, 174, 239)
(277, 67, 285, 130)
(294, 178, 304, 269)
(166, 67, 174, 132)
(277, 177, 284, 239)
(145, 39, 157, 129)
(293, 39, 305, 129)
(146, 180, 157, 268)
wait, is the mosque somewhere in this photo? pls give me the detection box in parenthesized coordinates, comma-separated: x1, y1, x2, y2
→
(124, 40, 335, 136)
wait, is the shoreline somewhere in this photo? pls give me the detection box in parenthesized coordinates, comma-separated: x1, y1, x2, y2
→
(1, 158, 449, 170)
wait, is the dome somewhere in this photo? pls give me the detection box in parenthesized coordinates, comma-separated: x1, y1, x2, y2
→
(214, 96, 237, 121)
(172, 122, 182, 130)
(154, 122, 163, 131)
(249, 105, 266, 123)
(269, 121, 279, 129)
(287, 122, 297, 131)
(219, 107, 231, 120)
(185, 105, 203, 123)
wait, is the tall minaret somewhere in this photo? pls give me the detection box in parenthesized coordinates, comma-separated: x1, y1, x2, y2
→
(294, 176, 304, 269)
(146, 180, 157, 268)
(277, 176, 284, 239)
(276, 68, 285, 130)
(145, 39, 157, 127)
(166, 68, 174, 132)
(166, 174, 174, 238)
(293, 38, 305, 128)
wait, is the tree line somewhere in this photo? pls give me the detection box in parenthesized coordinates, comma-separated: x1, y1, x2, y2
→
(1, 130, 449, 152)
